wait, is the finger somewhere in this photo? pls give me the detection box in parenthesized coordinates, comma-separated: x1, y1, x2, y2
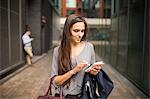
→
(79, 64, 86, 69)
(90, 70, 98, 75)
(94, 65, 102, 70)
(93, 68, 101, 73)
(92, 66, 99, 70)
(91, 68, 97, 72)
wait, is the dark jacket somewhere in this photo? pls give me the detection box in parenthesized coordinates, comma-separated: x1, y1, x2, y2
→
(81, 69, 114, 99)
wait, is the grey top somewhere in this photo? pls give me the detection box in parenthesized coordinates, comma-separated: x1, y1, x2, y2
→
(50, 42, 95, 96)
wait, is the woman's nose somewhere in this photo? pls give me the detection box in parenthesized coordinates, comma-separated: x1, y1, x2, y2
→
(78, 33, 83, 37)
(78, 35, 81, 38)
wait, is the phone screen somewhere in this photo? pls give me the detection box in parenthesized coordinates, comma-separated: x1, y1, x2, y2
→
(83, 61, 104, 72)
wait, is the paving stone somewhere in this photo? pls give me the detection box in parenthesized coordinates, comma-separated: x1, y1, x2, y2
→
(0, 50, 148, 99)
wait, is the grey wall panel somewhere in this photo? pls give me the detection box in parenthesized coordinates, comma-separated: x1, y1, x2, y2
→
(110, 0, 149, 96)
(0, 0, 1, 67)
(141, 0, 149, 95)
(110, 17, 118, 67)
(41, 0, 53, 53)
(1, 0, 9, 69)
(10, 0, 20, 65)
(0, 0, 25, 78)
(117, 0, 128, 74)
(127, 0, 145, 88)
(26, 0, 42, 55)
(117, 15, 128, 73)
(52, 11, 61, 42)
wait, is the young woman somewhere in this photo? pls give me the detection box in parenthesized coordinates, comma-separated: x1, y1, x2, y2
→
(51, 14, 102, 98)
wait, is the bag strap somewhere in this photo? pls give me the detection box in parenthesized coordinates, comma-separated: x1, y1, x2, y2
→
(45, 76, 63, 98)
(49, 76, 55, 95)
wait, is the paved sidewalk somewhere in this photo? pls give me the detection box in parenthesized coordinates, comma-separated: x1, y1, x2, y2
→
(0, 50, 52, 99)
(0, 50, 148, 99)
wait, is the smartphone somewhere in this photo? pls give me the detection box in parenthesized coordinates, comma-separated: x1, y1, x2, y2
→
(84, 61, 104, 72)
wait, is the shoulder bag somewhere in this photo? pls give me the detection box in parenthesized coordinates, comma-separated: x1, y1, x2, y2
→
(37, 76, 65, 99)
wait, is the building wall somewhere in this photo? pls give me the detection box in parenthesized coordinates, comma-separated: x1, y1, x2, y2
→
(0, 0, 25, 78)
(41, 0, 53, 53)
(0, 4, 1, 68)
(107, 0, 149, 96)
(127, 0, 145, 94)
(93, 0, 149, 96)
(52, 11, 61, 43)
(48, 1, 62, 45)
(26, 0, 42, 55)
(0, 0, 53, 79)
(143, 0, 149, 94)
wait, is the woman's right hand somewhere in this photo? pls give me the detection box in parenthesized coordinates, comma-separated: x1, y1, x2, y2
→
(72, 60, 88, 74)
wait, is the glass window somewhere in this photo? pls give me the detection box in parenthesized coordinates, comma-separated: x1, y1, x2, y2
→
(1, 0, 9, 69)
(66, 0, 76, 8)
(10, 0, 20, 65)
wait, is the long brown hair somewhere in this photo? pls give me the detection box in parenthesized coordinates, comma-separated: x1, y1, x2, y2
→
(58, 14, 88, 75)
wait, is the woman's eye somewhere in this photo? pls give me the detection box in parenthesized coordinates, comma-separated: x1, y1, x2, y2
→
(73, 30, 79, 32)
(73, 29, 85, 33)
(81, 30, 85, 32)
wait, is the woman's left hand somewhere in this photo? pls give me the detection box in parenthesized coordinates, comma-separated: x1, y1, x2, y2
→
(89, 64, 102, 75)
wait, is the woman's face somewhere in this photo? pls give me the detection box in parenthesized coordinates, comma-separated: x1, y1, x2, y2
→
(70, 22, 85, 43)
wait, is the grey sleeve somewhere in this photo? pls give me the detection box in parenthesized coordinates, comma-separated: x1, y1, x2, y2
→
(50, 47, 59, 78)
(50, 47, 60, 88)
(90, 43, 96, 64)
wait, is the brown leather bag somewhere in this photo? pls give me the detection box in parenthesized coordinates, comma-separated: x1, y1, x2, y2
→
(37, 77, 65, 99)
